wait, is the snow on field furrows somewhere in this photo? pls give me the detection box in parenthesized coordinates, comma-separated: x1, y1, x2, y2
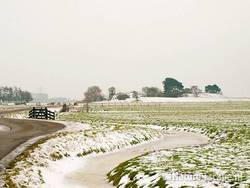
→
(62, 103, 249, 187)
(103, 106, 250, 187)
(1, 101, 250, 188)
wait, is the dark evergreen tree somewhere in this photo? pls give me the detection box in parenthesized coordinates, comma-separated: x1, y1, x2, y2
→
(163, 78, 184, 97)
(205, 84, 222, 94)
(116, 93, 129, 100)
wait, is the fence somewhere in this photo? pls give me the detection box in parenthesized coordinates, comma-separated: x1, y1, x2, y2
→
(29, 107, 55, 120)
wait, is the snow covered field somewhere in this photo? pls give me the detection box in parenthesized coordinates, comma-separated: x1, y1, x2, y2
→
(102, 103, 249, 187)
(1, 101, 249, 187)
(63, 102, 250, 187)
(95, 94, 250, 104)
(139, 96, 250, 103)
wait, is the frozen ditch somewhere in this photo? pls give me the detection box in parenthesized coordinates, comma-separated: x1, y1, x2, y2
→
(41, 131, 208, 188)
(0, 119, 208, 188)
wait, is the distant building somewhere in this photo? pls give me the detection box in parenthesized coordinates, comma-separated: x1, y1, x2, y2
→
(128, 92, 143, 99)
(32, 93, 49, 103)
(48, 97, 70, 104)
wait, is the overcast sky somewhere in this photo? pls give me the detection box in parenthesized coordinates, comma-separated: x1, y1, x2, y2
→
(0, 0, 250, 99)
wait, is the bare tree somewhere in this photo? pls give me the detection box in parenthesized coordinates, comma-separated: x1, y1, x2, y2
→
(116, 92, 129, 100)
(108, 87, 116, 100)
(83, 86, 103, 112)
(142, 87, 163, 97)
(191, 86, 201, 97)
(84, 86, 103, 102)
(132, 91, 139, 101)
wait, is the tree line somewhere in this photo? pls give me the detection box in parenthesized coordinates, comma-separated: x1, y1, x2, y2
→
(83, 77, 222, 102)
(0, 86, 33, 103)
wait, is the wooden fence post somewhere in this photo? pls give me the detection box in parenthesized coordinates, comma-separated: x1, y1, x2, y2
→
(32, 107, 36, 118)
(45, 107, 48, 119)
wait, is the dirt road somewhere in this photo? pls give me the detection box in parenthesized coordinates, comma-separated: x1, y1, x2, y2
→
(42, 131, 208, 188)
(0, 118, 65, 159)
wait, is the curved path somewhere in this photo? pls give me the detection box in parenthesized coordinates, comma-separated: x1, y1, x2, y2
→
(0, 118, 65, 160)
(42, 131, 208, 188)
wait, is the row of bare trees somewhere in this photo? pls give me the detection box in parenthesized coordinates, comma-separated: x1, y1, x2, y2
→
(83, 86, 132, 103)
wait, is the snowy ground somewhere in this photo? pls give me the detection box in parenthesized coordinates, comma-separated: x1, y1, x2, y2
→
(60, 102, 250, 187)
(41, 132, 207, 188)
(1, 102, 249, 187)
(0, 120, 165, 187)
(0, 125, 10, 132)
(99, 103, 250, 187)
(95, 94, 250, 104)
(139, 96, 249, 103)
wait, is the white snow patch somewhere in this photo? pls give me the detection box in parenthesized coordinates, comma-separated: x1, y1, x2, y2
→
(118, 175, 130, 188)
(0, 124, 10, 132)
(139, 96, 242, 103)
(48, 107, 61, 113)
(95, 95, 250, 104)
(136, 124, 163, 130)
(59, 121, 91, 132)
(41, 157, 86, 188)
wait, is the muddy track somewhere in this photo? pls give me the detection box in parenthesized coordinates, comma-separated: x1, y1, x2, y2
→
(0, 118, 65, 160)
